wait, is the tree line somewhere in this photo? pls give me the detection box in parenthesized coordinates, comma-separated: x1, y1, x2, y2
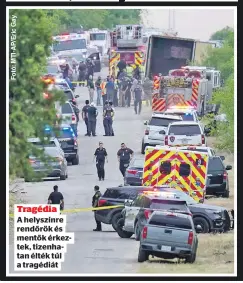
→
(201, 27, 234, 153)
(9, 9, 141, 180)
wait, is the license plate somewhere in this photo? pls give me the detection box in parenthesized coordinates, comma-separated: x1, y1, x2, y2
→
(181, 139, 188, 144)
(161, 245, 171, 252)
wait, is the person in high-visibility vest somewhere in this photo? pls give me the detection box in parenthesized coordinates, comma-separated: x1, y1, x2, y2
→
(100, 80, 107, 108)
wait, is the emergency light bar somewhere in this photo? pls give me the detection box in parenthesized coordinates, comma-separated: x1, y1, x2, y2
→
(168, 106, 195, 110)
(53, 33, 85, 41)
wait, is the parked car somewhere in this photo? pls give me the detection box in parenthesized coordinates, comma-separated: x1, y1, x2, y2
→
(117, 194, 191, 239)
(145, 187, 234, 233)
(141, 113, 182, 154)
(55, 124, 79, 165)
(124, 158, 144, 186)
(25, 146, 68, 181)
(138, 211, 199, 263)
(206, 156, 232, 197)
(164, 121, 206, 147)
(95, 186, 170, 230)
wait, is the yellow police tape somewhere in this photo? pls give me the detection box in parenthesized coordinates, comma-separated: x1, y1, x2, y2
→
(9, 205, 123, 218)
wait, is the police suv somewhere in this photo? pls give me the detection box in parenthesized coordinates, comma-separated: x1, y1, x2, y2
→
(164, 121, 206, 147)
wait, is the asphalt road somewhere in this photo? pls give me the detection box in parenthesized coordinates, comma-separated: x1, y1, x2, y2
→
(9, 68, 151, 275)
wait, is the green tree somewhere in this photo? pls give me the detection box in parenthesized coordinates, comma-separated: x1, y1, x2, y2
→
(201, 29, 234, 152)
(9, 9, 65, 180)
(210, 26, 233, 41)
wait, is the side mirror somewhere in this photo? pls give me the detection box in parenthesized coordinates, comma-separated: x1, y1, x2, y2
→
(220, 155, 225, 161)
(144, 121, 148, 125)
(75, 94, 79, 98)
(195, 225, 203, 233)
(225, 165, 232, 170)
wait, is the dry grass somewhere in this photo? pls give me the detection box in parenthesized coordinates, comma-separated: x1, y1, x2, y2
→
(137, 232, 234, 274)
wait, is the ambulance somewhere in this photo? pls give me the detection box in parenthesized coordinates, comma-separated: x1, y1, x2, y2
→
(142, 146, 209, 202)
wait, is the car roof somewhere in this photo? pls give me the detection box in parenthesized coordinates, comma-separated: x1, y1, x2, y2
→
(59, 124, 72, 129)
(169, 121, 200, 126)
(55, 78, 68, 84)
(151, 113, 182, 120)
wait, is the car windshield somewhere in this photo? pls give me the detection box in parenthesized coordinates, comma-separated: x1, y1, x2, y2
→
(61, 103, 73, 114)
(168, 125, 201, 135)
(149, 214, 192, 229)
(131, 159, 144, 168)
(44, 147, 60, 157)
(150, 199, 187, 211)
(53, 39, 86, 52)
(208, 158, 224, 171)
(65, 91, 73, 100)
(149, 117, 181, 127)
(90, 33, 106, 41)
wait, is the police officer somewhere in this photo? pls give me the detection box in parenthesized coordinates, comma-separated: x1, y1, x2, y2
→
(82, 100, 90, 136)
(93, 142, 108, 181)
(78, 60, 87, 86)
(48, 185, 64, 211)
(134, 83, 143, 115)
(103, 100, 114, 136)
(109, 101, 115, 136)
(92, 185, 102, 231)
(87, 102, 98, 136)
(117, 143, 134, 177)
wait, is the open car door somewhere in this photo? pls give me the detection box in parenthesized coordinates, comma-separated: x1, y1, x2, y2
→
(88, 52, 101, 73)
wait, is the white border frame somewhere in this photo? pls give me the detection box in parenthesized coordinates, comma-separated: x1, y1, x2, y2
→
(6, 5, 237, 277)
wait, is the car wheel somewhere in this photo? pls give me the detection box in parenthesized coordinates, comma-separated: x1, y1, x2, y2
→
(72, 155, 79, 165)
(222, 190, 229, 198)
(116, 218, 133, 238)
(193, 217, 210, 233)
(134, 221, 141, 241)
(138, 247, 149, 262)
(111, 212, 122, 231)
(60, 172, 66, 180)
(141, 142, 148, 154)
(185, 252, 196, 263)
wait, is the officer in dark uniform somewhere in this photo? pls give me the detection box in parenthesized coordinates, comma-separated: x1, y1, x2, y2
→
(103, 101, 114, 136)
(117, 143, 134, 177)
(82, 100, 90, 136)
(134, 84, 143, 114)
(48, 185, 64, 211)
(92, 185, 102, 231)
(93, 142, 108, 181)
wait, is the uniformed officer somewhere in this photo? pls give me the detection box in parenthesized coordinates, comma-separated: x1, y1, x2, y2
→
(92, 185, 102, 231)
(48, 185, 64, 211)
(103, 101, 114, 136)
(117, 143, 134, 177)
(82, 100, 90, 136)
(87, 102, 98, 136)
(93, 142, 108, 181)
(134, 83, 143, 115)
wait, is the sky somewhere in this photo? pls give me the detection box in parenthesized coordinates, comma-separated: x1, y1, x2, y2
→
(141, 8, 235, 41)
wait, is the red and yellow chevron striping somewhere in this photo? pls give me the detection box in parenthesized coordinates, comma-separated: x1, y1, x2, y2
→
(152, 98, 166, 112)
(142, 148, 208, 202)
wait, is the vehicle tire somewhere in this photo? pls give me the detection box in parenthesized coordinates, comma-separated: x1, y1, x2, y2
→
(141, 142, 148, 154)
(60, 172, 66, 180)
(193, 217, 210, 233)
(72, 155, 79, 165)
(185, 253, 196, 263)
(66, 172, 68, 179)
(111, 212, 122, 231)
(138, 248, 149, 262)
(222, 190, 229, 198)
(116, 218, 133, 238)
(134, 221, 141, 241)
